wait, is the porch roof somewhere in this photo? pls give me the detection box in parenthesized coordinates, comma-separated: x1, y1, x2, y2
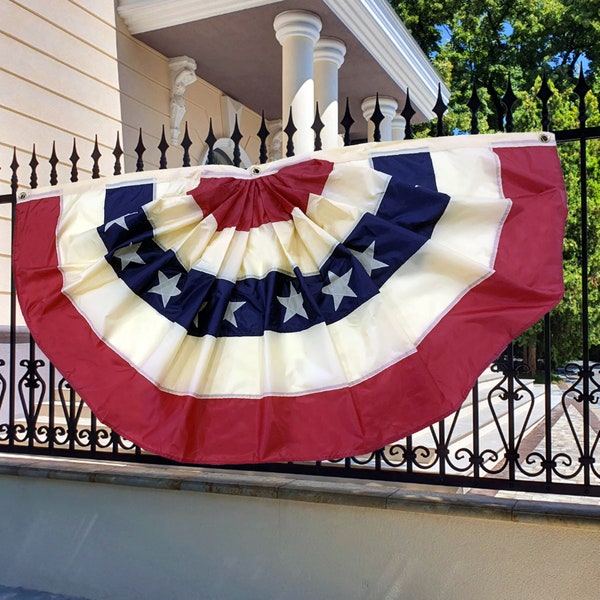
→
(117, 0, 449, 133)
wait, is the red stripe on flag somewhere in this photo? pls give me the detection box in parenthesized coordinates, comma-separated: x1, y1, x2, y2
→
(188, 159, 333, 231)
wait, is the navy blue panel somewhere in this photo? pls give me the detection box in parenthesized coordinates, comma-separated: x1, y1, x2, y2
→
(372, 151, 437, 189)
(376, 180, 449, 238)
(373, 152, 450, 240)
(99, 184, 156, 253)
(104, 182, 154, 222)
(344, 213, 431, 289)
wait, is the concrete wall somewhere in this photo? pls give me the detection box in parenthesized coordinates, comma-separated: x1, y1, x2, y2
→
(0, 468, 599, 600)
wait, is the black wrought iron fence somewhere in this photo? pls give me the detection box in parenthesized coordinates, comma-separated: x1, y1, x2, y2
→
(1, 73, 600, 496)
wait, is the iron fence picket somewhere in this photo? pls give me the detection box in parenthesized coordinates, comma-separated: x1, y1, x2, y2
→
(1, 74, 599, 497)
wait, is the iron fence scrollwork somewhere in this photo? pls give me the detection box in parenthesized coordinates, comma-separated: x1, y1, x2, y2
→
(1, 71, 599, 497)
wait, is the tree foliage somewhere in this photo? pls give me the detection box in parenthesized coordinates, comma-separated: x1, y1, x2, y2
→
(392, 0, 600, 367)
(393, 0, 600, 77)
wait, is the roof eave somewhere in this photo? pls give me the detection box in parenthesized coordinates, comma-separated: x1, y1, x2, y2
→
(117, 0, 449, 121)
(323, 0, 449, 119)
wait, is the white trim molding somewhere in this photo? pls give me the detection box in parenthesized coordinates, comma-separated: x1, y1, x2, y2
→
(118, 0, 285, 34)
(314, 37, 346, 69)
(322, 0, 449, 119)
(273, 10, 322, 45)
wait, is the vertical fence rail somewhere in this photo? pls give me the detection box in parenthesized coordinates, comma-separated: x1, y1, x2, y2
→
(7, 150, 19, 453)
(1, 73, 600, 496)
(576, 73, 592, 487)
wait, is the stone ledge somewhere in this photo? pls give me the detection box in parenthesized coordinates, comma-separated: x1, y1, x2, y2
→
(0, 325, 30, 343)
(0, 453, 599, 529)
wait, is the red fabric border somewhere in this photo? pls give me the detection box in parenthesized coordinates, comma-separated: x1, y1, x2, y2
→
(13, 145, 567, 464)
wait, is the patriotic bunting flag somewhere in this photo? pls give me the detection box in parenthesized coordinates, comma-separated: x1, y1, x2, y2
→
(13, 132, 567, 464)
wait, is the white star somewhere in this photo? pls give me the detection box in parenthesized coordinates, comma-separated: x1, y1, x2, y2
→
(322, 268, 357, 310)
(193, 302, 208, 328)
(148, 271, 182, 307)
(349, 241, 388, 276)
(277, 283, 308, 323)
(113, 243, 145, 269)
(223, 301, 246, 328)
(104, 212, 135, 231)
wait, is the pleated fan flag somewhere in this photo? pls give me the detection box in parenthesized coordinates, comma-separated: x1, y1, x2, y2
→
(13, 132, 567, 464)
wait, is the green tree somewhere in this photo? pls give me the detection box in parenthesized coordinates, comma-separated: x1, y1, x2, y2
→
(392, 0, 600, 373)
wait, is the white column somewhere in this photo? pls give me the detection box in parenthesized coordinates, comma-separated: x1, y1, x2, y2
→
(360, 96, 398, 142)
(314, 37, 346, 150)
(274, 10, 322, 156)
(392, 114, 406, 141)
